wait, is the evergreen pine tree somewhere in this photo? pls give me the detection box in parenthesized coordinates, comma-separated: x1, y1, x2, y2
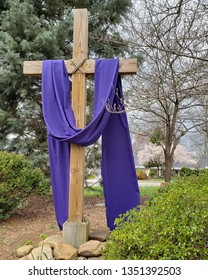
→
(0, 0, 133, 176)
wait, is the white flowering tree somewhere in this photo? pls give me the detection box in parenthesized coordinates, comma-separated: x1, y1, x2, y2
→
(174, 145, 197, 166)
(138, 143, 196, 176)
(138, 143, 164, 169)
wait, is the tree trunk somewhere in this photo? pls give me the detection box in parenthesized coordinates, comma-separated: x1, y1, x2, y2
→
(164, 152, 173, 182)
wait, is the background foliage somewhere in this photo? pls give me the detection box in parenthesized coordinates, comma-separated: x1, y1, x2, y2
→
(0, 151, 50, 220)
(0, 0, 133, 177)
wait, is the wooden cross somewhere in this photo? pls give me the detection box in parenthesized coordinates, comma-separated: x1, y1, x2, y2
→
(23, 9, 137, 225)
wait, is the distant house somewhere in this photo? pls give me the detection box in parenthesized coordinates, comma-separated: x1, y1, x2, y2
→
(172, 162, 196, 177)
(136, 160, 200, 178)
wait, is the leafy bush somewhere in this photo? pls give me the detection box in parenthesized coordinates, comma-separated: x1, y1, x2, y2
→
(103, 171, 208, 260)
(0, 151, 50, 220)
(136, 169, 148, 180)
(149, 169, 158, 178)
(180, 167, 199, 177)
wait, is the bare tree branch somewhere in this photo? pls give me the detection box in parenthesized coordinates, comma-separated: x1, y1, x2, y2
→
(125, 0, 208, 181)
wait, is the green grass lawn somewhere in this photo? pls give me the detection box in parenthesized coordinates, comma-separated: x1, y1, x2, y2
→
(139, 186, 160, 197)
(84, 186, 104, 197)
(84, 185, 160, 198)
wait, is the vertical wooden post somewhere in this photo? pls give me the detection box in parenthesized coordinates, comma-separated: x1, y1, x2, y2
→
(68, 9, 88, 223)
(63, 9, 89, 248)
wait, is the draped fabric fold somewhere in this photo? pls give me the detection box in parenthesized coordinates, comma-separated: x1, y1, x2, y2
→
(42, 59, 140, 230)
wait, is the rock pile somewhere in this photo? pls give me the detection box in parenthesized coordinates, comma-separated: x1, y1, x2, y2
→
(16, 231, 109, 260)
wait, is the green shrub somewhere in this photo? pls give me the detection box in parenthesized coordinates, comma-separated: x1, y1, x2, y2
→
(149, 169, 158, 178)
(0, 151, 50, 220)
(180, 167, 199, 177)
(103, 171, 208, 260)
(136, 169, 147, 180)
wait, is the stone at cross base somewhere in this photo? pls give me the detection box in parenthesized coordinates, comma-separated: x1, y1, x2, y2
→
(23, 9, 137, 248)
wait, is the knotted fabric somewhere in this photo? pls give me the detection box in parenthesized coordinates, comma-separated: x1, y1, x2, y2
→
(42, 59, 140, 230)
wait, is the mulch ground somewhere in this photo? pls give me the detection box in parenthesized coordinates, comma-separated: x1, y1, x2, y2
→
(0, 194, 148, 260)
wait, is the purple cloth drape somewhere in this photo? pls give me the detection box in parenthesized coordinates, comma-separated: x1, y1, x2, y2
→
(42, 59, 140, 230)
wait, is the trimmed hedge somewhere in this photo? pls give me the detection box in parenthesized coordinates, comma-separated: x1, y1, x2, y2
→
(103, 170, 208, 260)
(0, 151, 50, 220)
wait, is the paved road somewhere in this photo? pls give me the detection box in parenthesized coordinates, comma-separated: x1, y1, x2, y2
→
(86, 178, 161, 187)
(138, 181, 161, 187)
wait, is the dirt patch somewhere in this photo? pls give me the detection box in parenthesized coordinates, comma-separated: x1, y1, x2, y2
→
(0, 194, 148, 260)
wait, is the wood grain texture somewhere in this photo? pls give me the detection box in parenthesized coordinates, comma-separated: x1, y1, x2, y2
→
(23, 58, 137, 75)
(68, 9, 88, 222)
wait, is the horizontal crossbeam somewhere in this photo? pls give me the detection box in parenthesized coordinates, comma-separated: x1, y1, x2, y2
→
(23, 58, 137, 76)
